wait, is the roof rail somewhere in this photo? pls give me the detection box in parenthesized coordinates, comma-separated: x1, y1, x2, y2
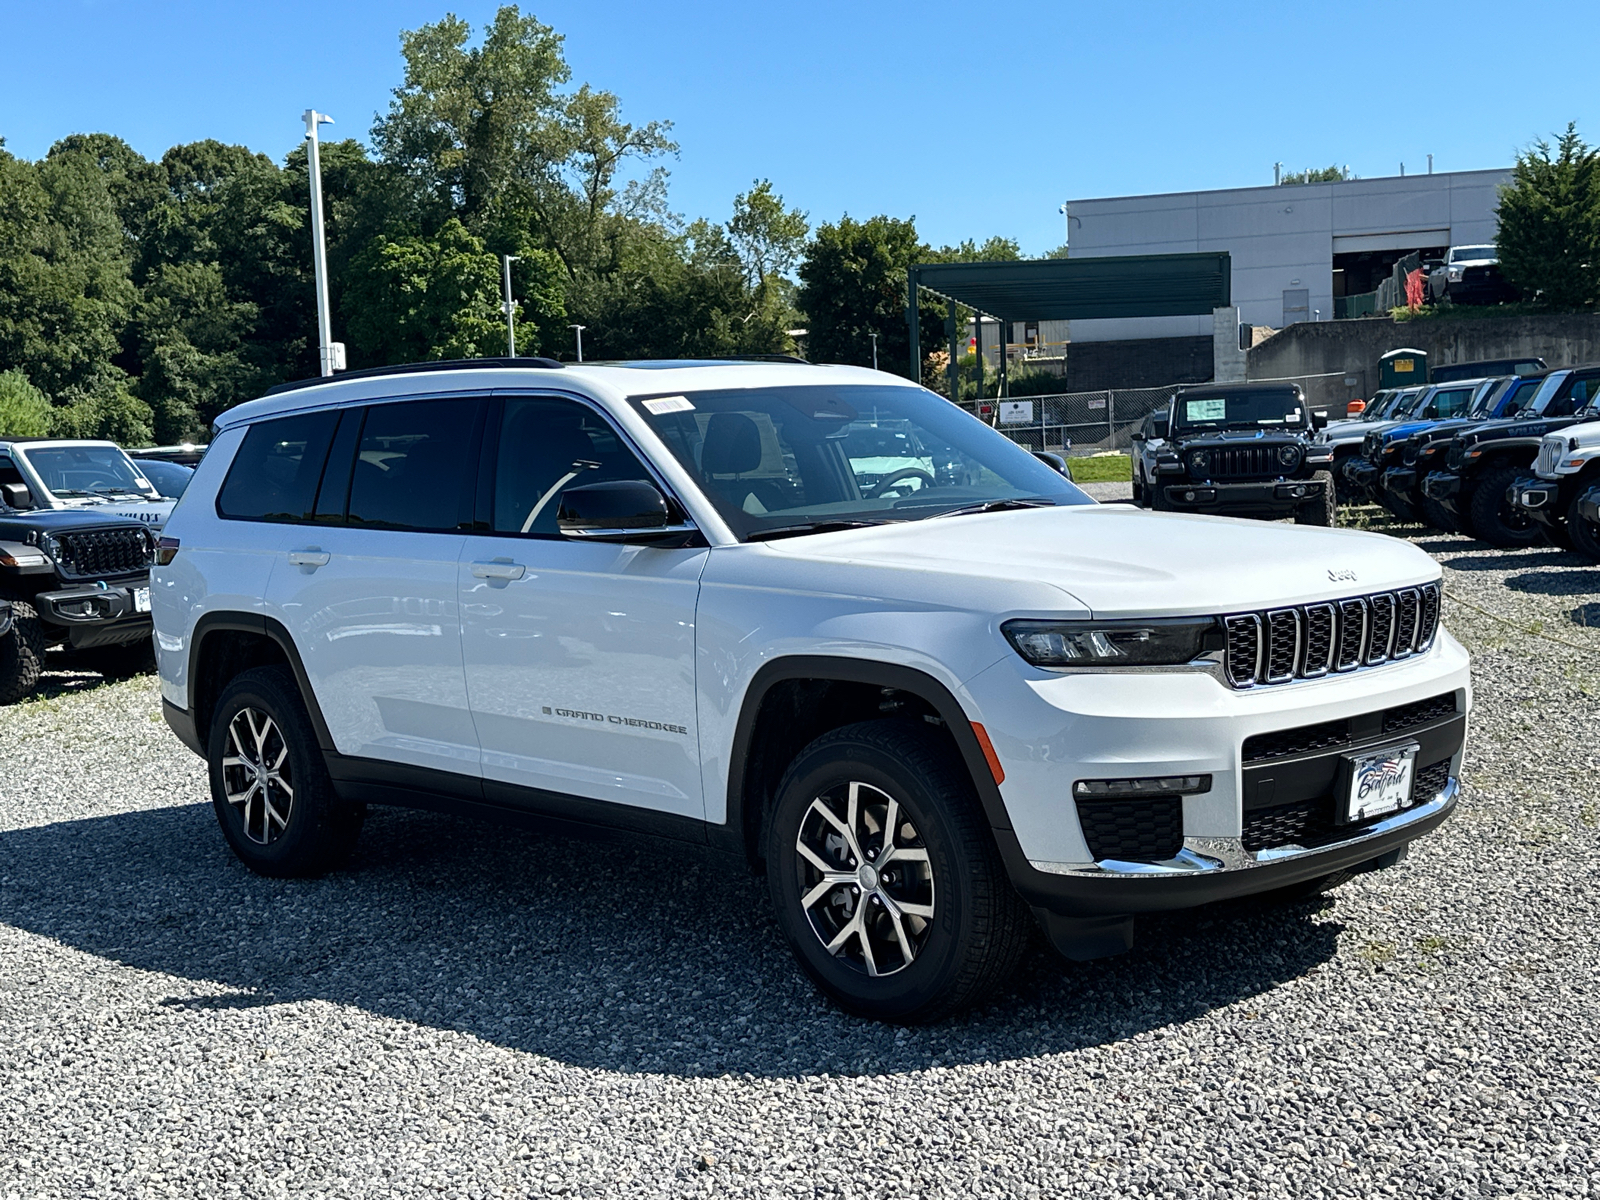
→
(263, 356, 563, 397)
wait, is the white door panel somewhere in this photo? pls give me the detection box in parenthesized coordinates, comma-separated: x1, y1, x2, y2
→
(460, 537, 707, 816)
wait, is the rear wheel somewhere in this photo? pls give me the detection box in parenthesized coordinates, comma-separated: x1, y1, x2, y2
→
(0, 599, 46, 705)
(765, 720, 1030, 1023)
(1567, 491, 1600, 561)
(1294, 471, 1336, 525)
(207, 666, 363, 877)
(1468, 465, 1543, 547)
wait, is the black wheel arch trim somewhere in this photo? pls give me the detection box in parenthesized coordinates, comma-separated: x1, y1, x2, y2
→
(187, 611, 337, 753)
(721, 655, 1012, 861)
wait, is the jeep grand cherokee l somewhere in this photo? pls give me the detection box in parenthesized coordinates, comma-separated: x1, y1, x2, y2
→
(152, 359, 1471, 1022)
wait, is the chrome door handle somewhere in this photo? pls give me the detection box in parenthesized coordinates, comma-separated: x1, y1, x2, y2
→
(470, 559, 526, 580)
(287, 549, 330, 567)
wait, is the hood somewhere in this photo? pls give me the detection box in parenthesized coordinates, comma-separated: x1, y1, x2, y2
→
(1557, 420, 1600, 450)
(0, 507, 152, 538)
(53, 496, 174, 530)
(763, 504, 1438, 619)
(1458, 413, 1582, 447)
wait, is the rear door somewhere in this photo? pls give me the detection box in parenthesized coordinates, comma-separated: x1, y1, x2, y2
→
(259, 395, 488, 778)
(457, 393, 709, 821)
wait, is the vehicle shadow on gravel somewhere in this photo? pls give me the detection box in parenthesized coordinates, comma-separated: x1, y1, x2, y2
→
(0, 803, 1342, 1078)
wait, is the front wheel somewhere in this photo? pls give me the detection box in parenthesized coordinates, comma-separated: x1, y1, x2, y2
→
(207, 666, 363, 877)
(1567, 491, 1600, 561)
(765, 720, 1030, 1023)
(1468, 465, 1543, 548)
(0, 599, 46, 705)
(1419, 494, 1459, 534)
(1294, 471, 1336, 526)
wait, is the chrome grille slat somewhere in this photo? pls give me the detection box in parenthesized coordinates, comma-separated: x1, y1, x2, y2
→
(1221, 582, 1441, 689)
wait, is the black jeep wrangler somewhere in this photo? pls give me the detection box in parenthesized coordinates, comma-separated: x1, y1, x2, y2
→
(0, 495, 157, 703)
(1133, 383, 1334, 523)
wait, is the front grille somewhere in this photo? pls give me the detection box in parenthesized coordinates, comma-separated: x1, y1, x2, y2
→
(1241, 757, 1452, 852)
(1209, 446, 1280, 479)
(1223, 582, 1442, 688)
(1076, 796, 1183, 862)
(1536, 438, 1562, 476)
(1242, 693, 1460, 765)
(1403, 438, 1424, 466)
(50, 528, 152, 579)
(1446, 442, 1467, 470)
(1362, 431, 1383, 462)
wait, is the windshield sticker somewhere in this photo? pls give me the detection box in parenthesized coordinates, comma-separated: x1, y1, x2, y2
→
(643, 395, 694, 415)
(1186, 399, 1227, 422)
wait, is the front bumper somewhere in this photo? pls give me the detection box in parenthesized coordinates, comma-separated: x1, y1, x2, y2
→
(1507, 475, 1567, 529)
(1381, 465, 1419, 499)
(1422, 470, 1466, 514)
(1160, 478, 1324, 516)
(1346, 460, 1380, 490)
(34, 577, 152, 648)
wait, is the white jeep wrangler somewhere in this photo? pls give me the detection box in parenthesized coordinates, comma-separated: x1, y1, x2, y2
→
(152, 359, 1471, 1021)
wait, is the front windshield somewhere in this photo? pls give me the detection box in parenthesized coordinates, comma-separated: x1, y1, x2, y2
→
(17, 444, 155, 500)
(1451, 245, 1495, 262)
(1172, 388, 1305, 431)
(1498, 377, 1543, 416)
(629, 383, 1090, 540)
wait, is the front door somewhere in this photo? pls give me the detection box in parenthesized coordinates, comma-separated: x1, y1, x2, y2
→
(458, 394, 708, 819)
(262, 396, 487, 778)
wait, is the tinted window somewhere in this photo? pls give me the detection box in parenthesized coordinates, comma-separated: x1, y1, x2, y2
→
(17, 444, 155, 500)
(0, 455, 23, 489)
(217, 411, 339, 522)
(137, 458, 193, 498)
(1429, 387, 1474, 419)
(492, 396, 655, 535)
(347, 397, 481, 532)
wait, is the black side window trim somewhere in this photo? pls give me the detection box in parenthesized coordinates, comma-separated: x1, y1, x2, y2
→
(473, 388, 693, 542)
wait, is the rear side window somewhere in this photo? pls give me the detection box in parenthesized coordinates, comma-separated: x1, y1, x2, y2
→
(217, 411, 339, 522)
(346, 397, 482, 531)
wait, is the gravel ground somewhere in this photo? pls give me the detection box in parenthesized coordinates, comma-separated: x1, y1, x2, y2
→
(2, 519, 1597, 1199)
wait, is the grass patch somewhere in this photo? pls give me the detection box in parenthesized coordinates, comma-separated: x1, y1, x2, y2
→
(1069, 453, 1131, 483)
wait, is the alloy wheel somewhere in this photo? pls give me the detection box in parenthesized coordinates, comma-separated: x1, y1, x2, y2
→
(222, 706, 294, 845)
(793, 780, 935, 977)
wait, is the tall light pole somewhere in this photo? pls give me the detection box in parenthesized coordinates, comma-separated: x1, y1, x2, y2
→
(569, 324, 586, 362)
(502, 255, 519, 357)
(869, 331, 879, 371)
(302, 109, 339, 376)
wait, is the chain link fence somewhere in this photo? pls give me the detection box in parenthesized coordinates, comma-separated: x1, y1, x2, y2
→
(959, 372, 1350, 454)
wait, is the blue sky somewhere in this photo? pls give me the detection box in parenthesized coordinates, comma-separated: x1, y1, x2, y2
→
(1, 0, 1593, 255)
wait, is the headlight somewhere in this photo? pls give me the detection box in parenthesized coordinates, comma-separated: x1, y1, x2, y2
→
(1447, 265, 1464, 281)
(1277, 444, 1299, 466)
(1186, 449, 1209, 475)
(1003, 618, 1221, 668)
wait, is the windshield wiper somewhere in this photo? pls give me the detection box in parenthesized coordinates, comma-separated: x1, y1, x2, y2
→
(90, 487, 148, 498)
(929, 498, 1057, 520)
(747, 519, 893, 542)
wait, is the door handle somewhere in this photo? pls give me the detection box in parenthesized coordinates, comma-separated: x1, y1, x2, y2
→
(288, 549, 331, 568)
(470, 559, 526, 581)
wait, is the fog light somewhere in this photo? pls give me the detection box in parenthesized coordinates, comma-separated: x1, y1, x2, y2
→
(1074, 775, 1212, 798)
(1292, 484, 1306, 497)
(1184, 490, 1196, 501)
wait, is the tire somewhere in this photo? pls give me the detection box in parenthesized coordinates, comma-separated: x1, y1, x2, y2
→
(1467, 465, 1543, 548)
(78, 636, 156, 679)
(206, 665, 363, 877)
(1567, 491, 1600, 561)
(1131, 474, 1145, 507)
(1294, 471, 1336, 526)
(0, 599, 46, 705)
(765, 719, 1031, 1023)
(1419, 494, 1459, 534)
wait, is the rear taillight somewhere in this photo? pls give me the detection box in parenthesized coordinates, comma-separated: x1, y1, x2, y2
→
(155, 536, 180, 566)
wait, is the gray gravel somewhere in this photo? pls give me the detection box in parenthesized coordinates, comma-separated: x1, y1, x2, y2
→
(2, 523, 1598, 1199)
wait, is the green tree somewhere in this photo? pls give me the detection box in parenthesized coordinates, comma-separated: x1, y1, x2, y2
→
(797, 214, 941, 377)
(1281, 165, 1350, 185)
(1497, 123, 1600, 309)
(343, 218, 510, 361)
(0, 369, 53, 436)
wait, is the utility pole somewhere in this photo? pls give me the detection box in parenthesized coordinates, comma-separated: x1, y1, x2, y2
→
(869, 331, 879, 371)
(302, 109, 340, 376)
(569, 324, 586, 362)
(1427, 153, 1434, 175)
(1274, 162, 1282, 186)
(502, 255, 519, 357)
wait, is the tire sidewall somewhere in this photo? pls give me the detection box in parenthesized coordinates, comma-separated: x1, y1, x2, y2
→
(1566, 491, 1600, 560)
(0, 599, 46, 704)
(1470, 465, 1541, 546)
(207, 669, 337, 875)
(766, 729, 978, 1018)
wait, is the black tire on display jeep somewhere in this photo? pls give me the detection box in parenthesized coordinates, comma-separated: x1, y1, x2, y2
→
(1294, 470, 1336, 526)
(0, 599, 46, 705)
(207, 666, 364, 877)
(765, 719, 1031, 1023)
(1566, 491, 1600, 561)
(1419, 494, 1459, 534)
(1468, 465, 1544, 548)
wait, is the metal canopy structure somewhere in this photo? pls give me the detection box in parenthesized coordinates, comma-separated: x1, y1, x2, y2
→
(907, 252, 1232, 397)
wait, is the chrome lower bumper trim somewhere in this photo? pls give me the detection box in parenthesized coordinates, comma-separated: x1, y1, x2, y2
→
(1030, 777, 1458, 878)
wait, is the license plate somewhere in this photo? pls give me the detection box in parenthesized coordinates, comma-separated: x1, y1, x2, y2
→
(133, 587, 151, 613)
(1345, 744, 1417, 822)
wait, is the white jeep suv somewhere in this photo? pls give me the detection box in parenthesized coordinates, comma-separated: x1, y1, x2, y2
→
(152, 359, 1471, 1021)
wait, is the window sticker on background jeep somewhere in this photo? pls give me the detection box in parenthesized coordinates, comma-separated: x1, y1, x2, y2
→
(1186, 399, 1226, 422)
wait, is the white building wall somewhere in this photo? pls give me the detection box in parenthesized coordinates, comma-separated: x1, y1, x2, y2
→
(1065, 169, 1509, 342)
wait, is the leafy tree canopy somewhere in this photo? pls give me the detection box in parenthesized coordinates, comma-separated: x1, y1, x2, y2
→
(1497, 123, 1600, 309)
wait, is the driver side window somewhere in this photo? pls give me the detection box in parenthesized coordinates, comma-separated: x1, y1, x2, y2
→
(492, 397, 656, 535)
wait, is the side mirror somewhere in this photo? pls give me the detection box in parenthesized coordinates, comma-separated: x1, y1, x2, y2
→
(1130, 430, 1146, 443)
(1032, 451, 1072, 480)
(1, 483, 35, 510)
(1154, 416, 1170, 439)
(1312, 410, 1330, 430)
(557, 480, 693, 543)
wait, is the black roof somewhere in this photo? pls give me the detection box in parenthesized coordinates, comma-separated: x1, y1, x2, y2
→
(1174, 381, 1303, 396)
